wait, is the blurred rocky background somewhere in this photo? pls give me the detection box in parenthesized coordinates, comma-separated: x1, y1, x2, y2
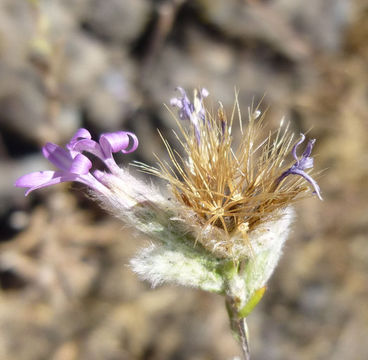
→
(1, 0, 367, 359)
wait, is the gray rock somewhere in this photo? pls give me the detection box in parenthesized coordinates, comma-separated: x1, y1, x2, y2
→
(82, 0, 151, 44)
(83, 52, 140, 131)
(198, 0, 351, 57)
(63, 33, 109, 102)
(275, 0, 352, 52)
(0, 66, 47, 144)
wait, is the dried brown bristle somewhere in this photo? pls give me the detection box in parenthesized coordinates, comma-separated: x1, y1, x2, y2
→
(138, 95, 313, 246)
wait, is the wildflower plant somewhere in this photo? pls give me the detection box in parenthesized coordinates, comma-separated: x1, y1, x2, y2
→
(15, 87, 322, 359)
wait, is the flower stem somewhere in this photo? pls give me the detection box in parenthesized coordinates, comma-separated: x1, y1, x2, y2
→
(237, 317, 250, 360)
(226, 296, 251, 360)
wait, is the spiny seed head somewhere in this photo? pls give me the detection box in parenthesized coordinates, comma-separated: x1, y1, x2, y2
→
(141, 88, 321, 259)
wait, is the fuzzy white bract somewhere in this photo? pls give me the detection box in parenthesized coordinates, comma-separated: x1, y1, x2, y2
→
(94, 166, 294, 309)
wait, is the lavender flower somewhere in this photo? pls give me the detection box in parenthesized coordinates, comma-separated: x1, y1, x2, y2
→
(15, 128, 138, 196)
(277, 133, 322, 200)
(170, 87, 209, 141)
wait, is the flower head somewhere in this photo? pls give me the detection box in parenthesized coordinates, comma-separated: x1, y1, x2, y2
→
(15, 128, 138, 196)
(142, 88, 322, 259)
(14, 88, 324, 340)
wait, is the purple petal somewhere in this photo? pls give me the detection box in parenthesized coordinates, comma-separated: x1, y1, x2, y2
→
(99, 131, 138, 156)
(172, 87, 194, 120)
(171, 87, 209, 125)
(69, 153, 92, 175)
(42, 143, 93, 175)
(298, 156, 314, 169)
(121, 132, 139, 154)
(302, 139, 316, 158)
(291, 135, 316, 170)
(15, 127, 137, 197)
(176, 87, 189, 100)
(292, 134, 306, 162)
(201, 88, 209, 98)
(15, 171, 58, 188)
(170, 87, 210, 144)
(289, 168, 323, 200)
(14, 171, 75, 196)
(70, 138, 105, 159)
(170, 98, 183, 108)
(276, 134, 322, 200)
(67, 128, 92, 149)
(92, 169, 112, 188)
(42, 143, 74, 171)
(93, 169, 106, 181)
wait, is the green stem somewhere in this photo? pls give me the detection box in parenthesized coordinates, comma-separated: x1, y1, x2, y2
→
(226, 296, 251, 360)
(237, 317, 250, 360)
